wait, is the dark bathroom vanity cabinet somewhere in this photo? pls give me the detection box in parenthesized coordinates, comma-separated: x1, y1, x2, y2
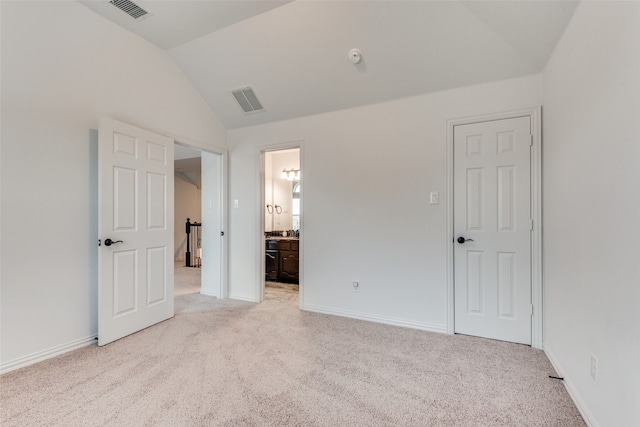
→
(265, 238, 299, 284)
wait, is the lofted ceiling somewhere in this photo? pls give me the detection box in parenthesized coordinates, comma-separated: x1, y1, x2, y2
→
(79, 0, 293, 50)
(174, 144, 201, 161)
(80, 0, 579, 129)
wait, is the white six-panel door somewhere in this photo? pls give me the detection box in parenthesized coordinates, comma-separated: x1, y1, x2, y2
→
(453, 116, 532, 345)
(98, 118, 174, 346)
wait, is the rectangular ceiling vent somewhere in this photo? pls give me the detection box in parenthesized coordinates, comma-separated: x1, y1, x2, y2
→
(231, 87, 265, 114)
(109, 0, 149, 20)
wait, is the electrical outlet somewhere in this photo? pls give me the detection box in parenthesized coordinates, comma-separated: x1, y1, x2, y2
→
(590, 354, 597, 381)
(352, 281, 360, 293)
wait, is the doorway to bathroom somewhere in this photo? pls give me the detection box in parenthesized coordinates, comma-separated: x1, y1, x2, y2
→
(261, 147, 301, 305)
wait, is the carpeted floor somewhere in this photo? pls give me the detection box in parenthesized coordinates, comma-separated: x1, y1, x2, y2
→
(0, 267, 584, 426)
(174, 262, 202, 296)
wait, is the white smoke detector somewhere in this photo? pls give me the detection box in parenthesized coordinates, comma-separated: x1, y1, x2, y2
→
(348, 48, 362, 64)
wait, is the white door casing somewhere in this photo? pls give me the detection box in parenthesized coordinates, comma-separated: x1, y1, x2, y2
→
(98, 117, 174, 346)
(258, 142, 303, 306)
(453, 116, 532, 345)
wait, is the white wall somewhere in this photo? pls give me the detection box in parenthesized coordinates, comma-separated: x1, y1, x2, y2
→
(0, 1, 227, 371)
(175, 173, 202, 262)
(542, 2, 640, 426)
(228, 75, 542, 324)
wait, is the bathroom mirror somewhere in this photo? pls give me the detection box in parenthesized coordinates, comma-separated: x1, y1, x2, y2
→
(264, 149, 300, 232)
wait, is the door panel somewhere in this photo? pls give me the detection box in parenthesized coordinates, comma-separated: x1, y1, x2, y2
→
(466, 251, 484, 315)
(114, 167, 137, 230)
(114, 250, 137, 316)
(497, 252, 515, 318)
(497, 166, 515, 231)
(99, 117, 174, 346)
(147, 247, 167, 305)
(147, 172, 166, 229)
(466, 168, 483, 231)
(454, 116, 531, 345)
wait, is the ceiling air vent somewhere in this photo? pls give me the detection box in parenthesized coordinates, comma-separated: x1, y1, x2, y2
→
(231, 87, 265, 114)
(109, 0, 149, 20)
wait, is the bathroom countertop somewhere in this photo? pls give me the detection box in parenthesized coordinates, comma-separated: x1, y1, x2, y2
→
(265, 236, 299, 240)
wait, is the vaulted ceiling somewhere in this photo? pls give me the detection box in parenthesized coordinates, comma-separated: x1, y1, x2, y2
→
(80, 0, 579, 129)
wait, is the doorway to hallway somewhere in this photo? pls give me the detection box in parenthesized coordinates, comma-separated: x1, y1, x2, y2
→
(174, 143, 225, 301)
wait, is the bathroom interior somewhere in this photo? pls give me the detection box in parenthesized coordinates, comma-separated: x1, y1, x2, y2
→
(264, 149, 301, 291)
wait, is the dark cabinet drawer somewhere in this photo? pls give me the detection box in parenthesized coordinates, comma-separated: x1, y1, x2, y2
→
(279, 250, 299, 281)
(277, 240, 291, 250)
(265, 250, 279, 281)
(265, 238, 299, 284)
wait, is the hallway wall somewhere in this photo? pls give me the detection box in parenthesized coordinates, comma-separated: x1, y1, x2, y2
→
(175, 173, 202, 262)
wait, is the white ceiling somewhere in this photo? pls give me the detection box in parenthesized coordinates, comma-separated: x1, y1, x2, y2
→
(174, 143, 201, 161)
(80, 0, 579, 129)
(79, 0, 292, 50)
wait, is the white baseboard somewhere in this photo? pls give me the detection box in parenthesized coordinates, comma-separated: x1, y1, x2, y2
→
(228, 293, 257, 302)
(544, 345, 598, 427)
(302, 303, 447, 334)
(0, 335, 98, 375)
(200, 290, 218, 298)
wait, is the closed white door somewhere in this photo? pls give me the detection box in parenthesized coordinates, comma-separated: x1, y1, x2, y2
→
(98, 118, 174, 346)
(454, 116, 532, 345)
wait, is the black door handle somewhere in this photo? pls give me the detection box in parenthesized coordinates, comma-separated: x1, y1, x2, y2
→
(457, 237, 475, 244)
(104, 239, 123, 247)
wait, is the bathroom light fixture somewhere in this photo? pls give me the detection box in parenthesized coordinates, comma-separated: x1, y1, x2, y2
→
(280, 168, 300, 181)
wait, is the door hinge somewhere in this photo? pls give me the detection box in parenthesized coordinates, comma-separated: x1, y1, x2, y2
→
(530, 219, 534, 231)
(529, 304, 534, 316)
(530, 134, 533, 146)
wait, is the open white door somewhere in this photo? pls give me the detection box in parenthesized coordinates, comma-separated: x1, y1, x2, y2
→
(98, 117, 174, 346)
(453, 116, 532, 345)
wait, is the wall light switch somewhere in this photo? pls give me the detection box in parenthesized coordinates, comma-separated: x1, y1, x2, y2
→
(430, 192, 439, 204)
(233, 199, 239, 208)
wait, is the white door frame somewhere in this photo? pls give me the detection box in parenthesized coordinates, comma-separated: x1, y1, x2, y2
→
(173, 139, 229, 299)
(446, 108, 542, 349)
(257, 141, 304, 306)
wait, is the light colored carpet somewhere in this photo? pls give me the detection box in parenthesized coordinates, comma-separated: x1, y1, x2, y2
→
(0, 269, 584, 426)
(174, 262, 202, 296)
